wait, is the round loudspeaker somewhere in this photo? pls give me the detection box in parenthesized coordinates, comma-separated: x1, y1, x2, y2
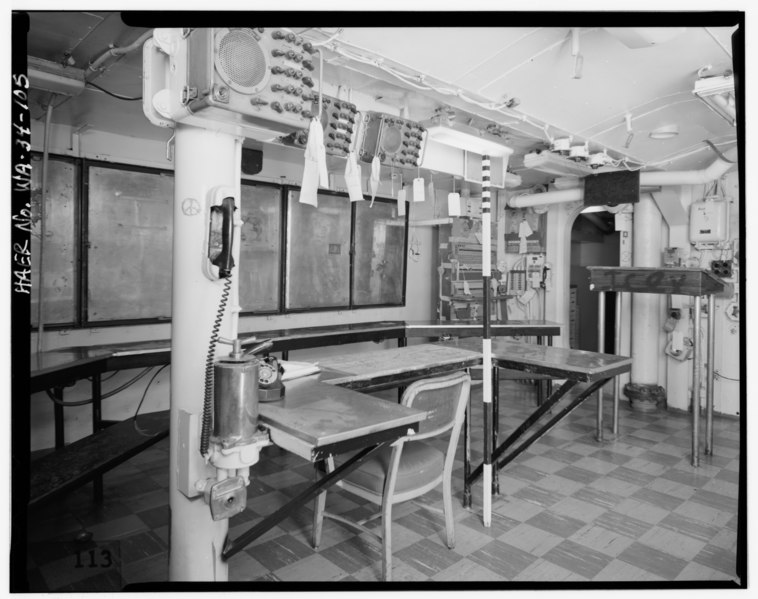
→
(380, 123, 403, 154)
(214, 28, 268, 94)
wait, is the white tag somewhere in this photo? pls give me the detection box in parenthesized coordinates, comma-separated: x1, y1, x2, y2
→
(463, 280, 471, 295)
(413, 177, 425, 202)
(345, 152, 364, 202)
(447, 192, 461, 216)
(397, 187, 406, 216)
(300, 156, 319, 206)
(308, 119, 329, 188)
(518, 218, 533, 254)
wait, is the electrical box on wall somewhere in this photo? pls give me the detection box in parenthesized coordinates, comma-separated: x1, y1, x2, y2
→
(689, 200, 729, 243)
(357, 112, 427, 168)
(279, 95, 359, 157)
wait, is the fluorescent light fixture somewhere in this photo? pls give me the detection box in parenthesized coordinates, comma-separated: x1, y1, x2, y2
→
(581, 205, 608, 214)
(649, 124, 680, 139)
(425, 123, 513, 158)
(553, 176, 582, 190)
(409, 218, 454, 227)
(523, 151, 596, 177)
(693, 75, 736, 126)
(27, 56, 85, 96)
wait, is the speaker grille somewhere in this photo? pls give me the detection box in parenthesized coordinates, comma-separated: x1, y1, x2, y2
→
(216, 29, 267, 93)
(380, 124, 402, 154)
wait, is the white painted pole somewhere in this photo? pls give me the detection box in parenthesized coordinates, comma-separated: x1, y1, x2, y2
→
(630, 195, 662, 389)
(169, 124, 242, 581)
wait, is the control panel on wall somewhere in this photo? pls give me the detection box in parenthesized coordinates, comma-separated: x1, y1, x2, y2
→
(525, 253, 546, 288)
(279, 95, 359, 157)
(183, 27, 318, 133)
(357, 112, 427, 168)
(689, 200, 729, 244)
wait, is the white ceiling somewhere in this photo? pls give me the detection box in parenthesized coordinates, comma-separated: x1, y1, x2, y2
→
(23, 14, 741, 187)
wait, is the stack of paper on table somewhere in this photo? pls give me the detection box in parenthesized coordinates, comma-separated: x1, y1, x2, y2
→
(280, 360, 321, 381)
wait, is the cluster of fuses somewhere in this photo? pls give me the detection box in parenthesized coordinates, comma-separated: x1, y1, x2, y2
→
(180, 28, 429, 168)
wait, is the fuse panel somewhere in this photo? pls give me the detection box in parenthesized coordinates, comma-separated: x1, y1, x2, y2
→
(357, 111, 427, 168)
(279, 95, 359, 157)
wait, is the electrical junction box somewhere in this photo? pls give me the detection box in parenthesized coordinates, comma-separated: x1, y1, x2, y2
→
(525, 253, 546, 288)
(689, 200, 729, 243)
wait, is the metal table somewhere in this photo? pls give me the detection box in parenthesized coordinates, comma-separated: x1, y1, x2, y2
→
(441, 337, 632, 516)
(222, 378, 426, 560)
(588, 266, 730, 466)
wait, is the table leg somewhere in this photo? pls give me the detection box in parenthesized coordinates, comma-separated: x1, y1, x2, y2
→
(692, 297, 702, 467)
(53, 386, 64, 449)
(223, 442, 390, 560)
(705, 294, 715, 456)
(463, 401, 471, 508)
(92, 374, 103, 504)
(613, 292, 623, 436)
(596, 292, 606, 442)
(497, 377, 609, 471)
(536, 335, 544, 406)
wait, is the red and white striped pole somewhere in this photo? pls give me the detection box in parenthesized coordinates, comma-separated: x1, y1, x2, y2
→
(481, 155, 493, 526)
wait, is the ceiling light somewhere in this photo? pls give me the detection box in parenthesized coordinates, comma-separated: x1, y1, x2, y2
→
(693, 74, 736, 126)
(425, 122, 513, 158)
(523, 150, 595, 177)
(604, 27, 687, 49)
(649, 125, 680, 140)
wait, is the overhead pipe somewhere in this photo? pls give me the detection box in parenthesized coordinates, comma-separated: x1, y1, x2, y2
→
(35, 100, 55, 355)
(508, 146, 739, 208)
(87, 30, 154, 78)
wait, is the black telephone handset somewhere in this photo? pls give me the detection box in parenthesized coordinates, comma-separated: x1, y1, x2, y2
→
(209, 196, 236, 279)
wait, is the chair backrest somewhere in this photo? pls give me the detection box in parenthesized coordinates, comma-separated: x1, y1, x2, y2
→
(400, 371, 471, 442)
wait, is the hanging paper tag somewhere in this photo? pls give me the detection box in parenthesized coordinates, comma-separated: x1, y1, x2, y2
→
(299, 158, 319, 206)
(369, 156, 381, 203)
(345, 152, 364, 202)
(397, 187, 406, 216)
(447, 192, 461, 216)
(413, 177, 425, 202)
(518, 218, 533, 254)
(463, 280, 471, 295)
(309, 119, 329, 188)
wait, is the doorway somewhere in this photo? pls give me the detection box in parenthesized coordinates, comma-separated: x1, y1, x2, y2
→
(569, 208, 620, 352)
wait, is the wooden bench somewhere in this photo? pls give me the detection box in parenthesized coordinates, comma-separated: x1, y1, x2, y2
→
(29, 411, 170, 508)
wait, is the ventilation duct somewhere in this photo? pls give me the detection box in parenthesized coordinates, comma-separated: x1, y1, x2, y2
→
(508, 146, 738, 208)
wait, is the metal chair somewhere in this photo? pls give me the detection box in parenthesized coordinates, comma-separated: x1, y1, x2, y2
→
(311, 371, 471, 581)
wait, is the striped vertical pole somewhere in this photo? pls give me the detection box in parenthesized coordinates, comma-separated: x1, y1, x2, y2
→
(481, 155, 493, 527)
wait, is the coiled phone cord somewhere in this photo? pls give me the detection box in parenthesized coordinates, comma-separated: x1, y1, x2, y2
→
(200, 275, 232, 458)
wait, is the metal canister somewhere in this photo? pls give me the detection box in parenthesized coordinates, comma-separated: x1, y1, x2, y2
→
(211, 356, 260, 449)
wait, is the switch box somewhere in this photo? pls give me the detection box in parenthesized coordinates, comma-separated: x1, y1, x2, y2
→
(689, 200, 729, 243)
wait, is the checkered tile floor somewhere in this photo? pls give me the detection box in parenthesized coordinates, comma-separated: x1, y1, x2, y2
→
(24, 380, 742, 589)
